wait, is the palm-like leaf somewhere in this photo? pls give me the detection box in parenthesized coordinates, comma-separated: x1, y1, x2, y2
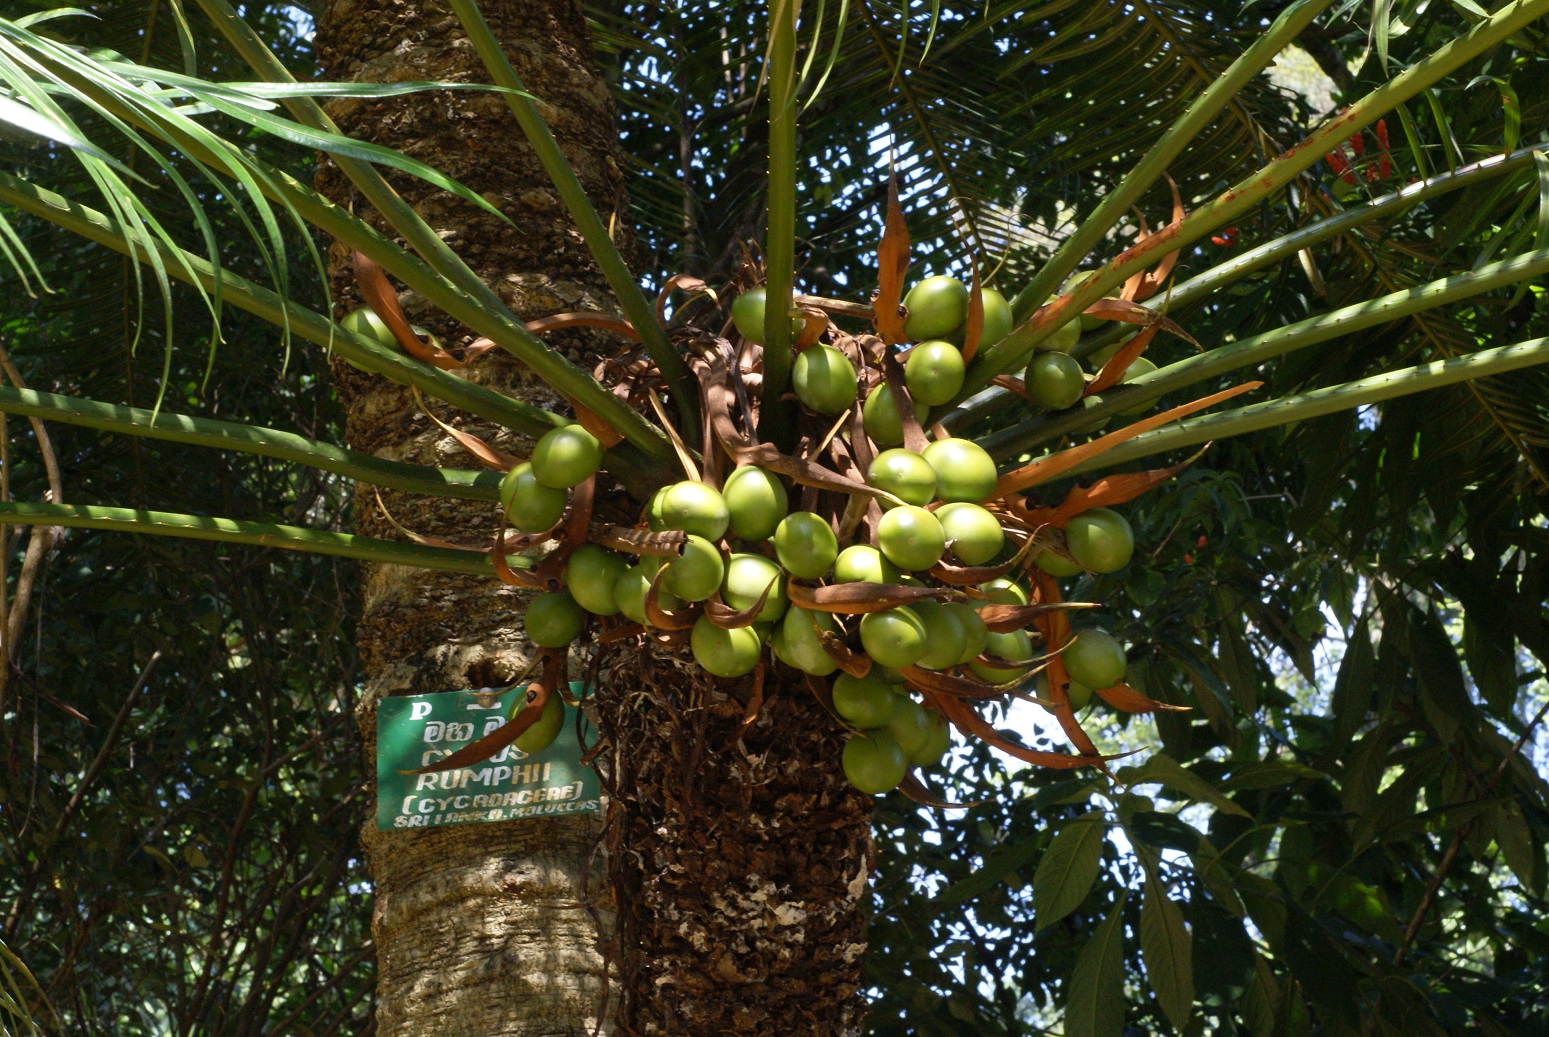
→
(1264, 72, 1549, 502)
(588, 0, 1317, 290)
(3, 0, 1547, 563)
(1, 9, 689, 468)
(0, 0, 327, 508)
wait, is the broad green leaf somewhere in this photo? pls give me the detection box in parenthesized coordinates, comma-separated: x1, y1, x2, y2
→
(1140, 858, 1193, 1033)
(1190, 842, 1246, 918)
(1240, 952, 1280, 1037)
(1238, 872, 1288, 951)
(1033, 811, 1107, 931)
(1355, 754, 1435, 848)
(1120, 753, 1251, 818)
(1462, 605, 1520, 714)
(1397, 600, 1470, 743)
(1281, 909, 1363, 1031)
(1317, 868, 1403, 943)
(1330, 617, 1376, 748)
(1494, 801, 1539, 892)
(1065, 892, 1128, 1037)
(1499, 79, 1521, 153)
(1170, 646, 1238, 742)
(1186, 896, 1256, 1005)
(1030, 778, 1100, 810)
(1127, 812, 1206, 854)
(1373, 976, 1451, 1037)
(1221, 760, 1327, 792)
(1216, 616, 1260, 713)
(1115, 792, 1154, 823)
(933, 837, 1043, 906)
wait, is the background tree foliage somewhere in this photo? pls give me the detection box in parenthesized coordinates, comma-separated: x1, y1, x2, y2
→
(0, 4, 372, 1034)
(1, 0, 1547, 1034)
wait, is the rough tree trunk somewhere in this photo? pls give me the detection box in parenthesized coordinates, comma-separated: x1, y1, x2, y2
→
(594, 654, 872, 1035)
(314, 2, 873, 1033)
(315, 2, 623, 1032)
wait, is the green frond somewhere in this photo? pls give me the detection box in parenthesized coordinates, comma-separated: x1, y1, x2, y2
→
(585, 0, 1326, 317)
(186, 0, 680, 466)
(0, 384, 503, 500)
(0, 169, 567, 439)
(0, 935, 52, 1037)
(0, 501, 513, 574)
(978, 247, 1549, 459)
(1056, 334, 1549, 475)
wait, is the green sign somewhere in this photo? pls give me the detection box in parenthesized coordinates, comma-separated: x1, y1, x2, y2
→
(376, 684, 601, 830)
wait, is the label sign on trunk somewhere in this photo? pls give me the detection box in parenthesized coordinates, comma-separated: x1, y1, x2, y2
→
(376, 684, 601, 830)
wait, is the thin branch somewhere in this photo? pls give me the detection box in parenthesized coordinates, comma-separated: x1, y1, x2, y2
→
(0, 337, 62, 717)
(259, 941, 374, 1037)
(0, 503, 510, 575)
(1394, 695, 1549, 964)
(47, 652, 161, 846)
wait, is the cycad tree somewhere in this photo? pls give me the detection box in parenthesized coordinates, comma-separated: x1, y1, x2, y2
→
(2, 0, 1547, 1034)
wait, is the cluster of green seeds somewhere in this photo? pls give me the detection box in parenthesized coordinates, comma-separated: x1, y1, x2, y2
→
(482, 272, 1142, 791)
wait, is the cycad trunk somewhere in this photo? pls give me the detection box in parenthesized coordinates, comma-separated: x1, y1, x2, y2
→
(314, 2, 872, 1033)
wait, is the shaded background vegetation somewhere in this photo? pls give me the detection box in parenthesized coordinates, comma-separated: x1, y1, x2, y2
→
(2, 0, 1547, 1033)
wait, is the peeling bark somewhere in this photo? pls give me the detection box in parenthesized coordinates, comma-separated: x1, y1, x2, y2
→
(595, 652, 872, 1036)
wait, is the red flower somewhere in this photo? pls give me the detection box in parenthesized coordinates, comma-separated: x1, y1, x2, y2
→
(1327, 147, 1357, 184)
